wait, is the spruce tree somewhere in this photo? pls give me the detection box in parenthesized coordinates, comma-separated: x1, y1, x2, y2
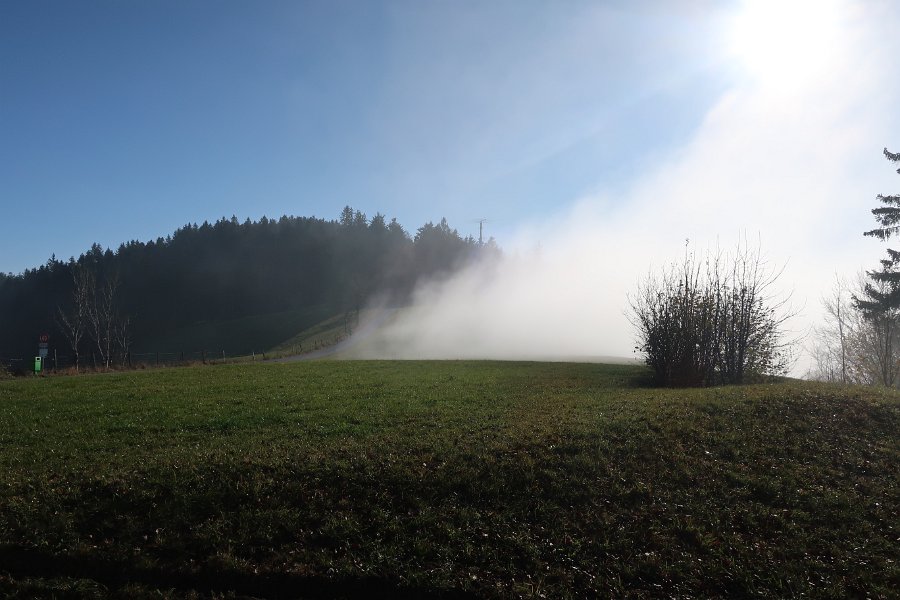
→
(857, 148, 900, 316)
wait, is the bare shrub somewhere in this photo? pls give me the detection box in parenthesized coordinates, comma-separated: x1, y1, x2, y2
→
(630, 242, 793, 387)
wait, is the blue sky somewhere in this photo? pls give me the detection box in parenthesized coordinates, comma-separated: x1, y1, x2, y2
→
(0, 1, 733, 274)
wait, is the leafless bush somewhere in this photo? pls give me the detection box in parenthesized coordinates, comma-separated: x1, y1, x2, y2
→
(630, 242, 793, 387)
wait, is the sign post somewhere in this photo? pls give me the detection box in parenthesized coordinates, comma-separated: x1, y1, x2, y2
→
(38, 334, 49, 366)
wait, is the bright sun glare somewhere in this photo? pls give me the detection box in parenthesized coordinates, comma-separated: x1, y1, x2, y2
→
(729, 0, 842, 89)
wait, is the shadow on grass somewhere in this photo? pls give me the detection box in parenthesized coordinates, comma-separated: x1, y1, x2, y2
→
(623, 368, 657, 389)
(624, 366, 793, 390)
(0, 545, 477, 599)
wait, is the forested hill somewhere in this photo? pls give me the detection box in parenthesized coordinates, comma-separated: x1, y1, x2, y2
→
(0, 208, 498, 362)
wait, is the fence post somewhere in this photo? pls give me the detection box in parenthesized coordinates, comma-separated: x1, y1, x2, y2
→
(222, 350, 225, 361)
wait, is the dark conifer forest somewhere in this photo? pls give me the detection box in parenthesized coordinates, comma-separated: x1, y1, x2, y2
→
(0, 208, 498, 365)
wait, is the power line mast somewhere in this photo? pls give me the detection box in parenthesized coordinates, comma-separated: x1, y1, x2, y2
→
(475, 218, 487, 245)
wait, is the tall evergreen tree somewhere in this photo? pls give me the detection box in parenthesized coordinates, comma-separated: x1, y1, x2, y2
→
(857, 148, 900, 316)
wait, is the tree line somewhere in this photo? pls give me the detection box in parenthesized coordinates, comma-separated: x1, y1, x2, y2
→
(0, 208, 498, 368)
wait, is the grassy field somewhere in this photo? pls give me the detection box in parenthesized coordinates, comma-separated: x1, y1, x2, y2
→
(0, 361, 897, 598)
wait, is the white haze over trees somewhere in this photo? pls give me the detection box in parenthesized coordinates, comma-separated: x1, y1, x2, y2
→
(808, 273, 900, 386)
(350, 0, 900, 372)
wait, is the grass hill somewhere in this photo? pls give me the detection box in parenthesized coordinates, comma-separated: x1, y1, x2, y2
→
(131, 304, 340, 358)
(111, 304, 374, 366)
(0, 361, 897, 598)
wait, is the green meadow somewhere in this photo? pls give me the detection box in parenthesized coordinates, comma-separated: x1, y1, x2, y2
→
(0, 361, 897, 598)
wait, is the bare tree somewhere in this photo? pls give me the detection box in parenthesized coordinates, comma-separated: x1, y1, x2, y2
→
(114, 313, 133, 366)
(87, 272, 120, 369)
(85, 272, 135, 369)
(809, 273, 900, 386)
(56, 266, 94, 371)
(808, 276, 853, 383)
(832, 278, 850, 383)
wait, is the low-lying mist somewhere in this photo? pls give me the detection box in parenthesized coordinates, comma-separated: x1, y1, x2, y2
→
(349, 3, 899, 370)
(349, 230, 638, 362)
